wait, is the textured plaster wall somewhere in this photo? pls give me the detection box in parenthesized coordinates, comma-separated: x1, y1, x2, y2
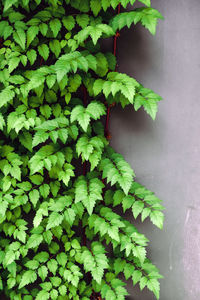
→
(110, 0, 200, 299)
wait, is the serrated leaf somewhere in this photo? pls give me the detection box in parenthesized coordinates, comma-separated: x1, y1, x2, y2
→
(36, 290, 49, 300)
(27, 234, 43, 249)
(70, 105, 90, 132)
(38, 266, 48, 281)
(27, 26, 39, 47)
(25, 260, 39, 270)
(47, 259, 58, 275)
(38, 44, 49, 61)
(64, 208, 76, 226)
(50, 18, 62, 37)
(46, 212, 64, 230)
(19, 270, 37, 289)
(13, 29, 26, 50)
(150, 210, 164, 229)
(4, 250, 15, 267)
(27, 49, 37, 65)
(0, 86, 15, 108)
(90, 0, 101, 16)
(62, 16, 75, 30)
(147, 278, 160, 299)
(132, 270, 142, 285)
(132, 201, 144, 219)
(3, 0, 18, 12)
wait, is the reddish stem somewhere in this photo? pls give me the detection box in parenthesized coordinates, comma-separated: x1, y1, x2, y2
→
(40, 57, 44, 66)
(0, 38, 3, 49)
(82, 84, 87, 107)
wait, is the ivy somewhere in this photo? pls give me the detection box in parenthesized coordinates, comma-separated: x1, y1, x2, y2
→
(0, 0, 164, 299)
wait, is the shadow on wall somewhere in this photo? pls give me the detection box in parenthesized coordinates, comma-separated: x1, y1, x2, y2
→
(117, 24, 153, 82)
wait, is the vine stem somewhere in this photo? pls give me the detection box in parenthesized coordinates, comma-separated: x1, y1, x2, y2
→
(104, 3, 121, 140)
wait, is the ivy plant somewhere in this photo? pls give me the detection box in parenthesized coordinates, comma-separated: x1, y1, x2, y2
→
(0, 0, 164, 299)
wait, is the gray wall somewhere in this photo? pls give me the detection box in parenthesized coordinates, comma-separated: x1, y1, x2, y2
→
(110, 1, 200, 299)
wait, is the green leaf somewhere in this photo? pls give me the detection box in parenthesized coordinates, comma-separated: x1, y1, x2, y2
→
(13, 29, 26, 50)
(105, 290, 116, 300)
(39, 184, 50, 198)
(64, 208, 76, 226)
(86, 101, 106, 119)
(56, 252, 68, 267)
(19, 132, 32, 152)
(75, 176, 104, 215)
(32, 131, 49, 147)
(27, 49, 37, 65)
(19, 270, 37, 289)
(27, 26, 39, 47)
(27, 234, 43, 249)
(132, 270, 142, 285)
(38, 266, 48, 281)
(38, 44, 49, 61)
(139, 0, 151, 6)
(3, 0, 18, 12)
(56, 128, 67, 144)
(4, 250, 15, 267)
(150, 211, 164, 229)
(147, 279, 160, 299)
(62, 16, 75, 30)
(0, 86, 15, 108)
(49, 39, 61, 58)
(46, 212, 64, 230)
(71, 105, 89, 132)
(76, 14, 89, 28)
(7, 277, 16, 289)
(54, 51, 89, 82)
(99, 147, 135, 195)
(25, 260, 39, 270)
(132, 201, 144, 219)
(59, 285, 67, 296)
(50, 19, 62, 37)
(47, 259, 58, 275)
(36, 290, 49, 300)
(90, 0, 101, 16)
(39, 23, 48, 36)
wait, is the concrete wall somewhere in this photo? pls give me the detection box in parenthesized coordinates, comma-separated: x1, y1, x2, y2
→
(110, 1, 200, 299)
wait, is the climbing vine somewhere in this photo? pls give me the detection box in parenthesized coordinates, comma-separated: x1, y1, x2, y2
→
(0, 0, 164, 299)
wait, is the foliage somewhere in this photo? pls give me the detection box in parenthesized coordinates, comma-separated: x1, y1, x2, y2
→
(0, 0, 164, 299)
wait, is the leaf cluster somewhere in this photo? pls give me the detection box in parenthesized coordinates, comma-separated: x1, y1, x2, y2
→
(0, 0, 164, 299)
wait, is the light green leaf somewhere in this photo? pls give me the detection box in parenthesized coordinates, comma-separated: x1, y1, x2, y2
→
(36, 290, 49, 300)
(13, 29, 26, 50)
(64, 208, 76, 226)
(3, 0, 18, 12)
(150, 211, 164, 229)
(27, 49, 37, 65)
(46, 212, 64, 230)
(38, 44, 49, 61)
(0, 86, 15, 108)
(50, 18, 62, 37)
(38, 266, 48, 281)
(19, 270, 37, 289)
(47, 259, 58, 275)
(147, 279, 160, 299)
(27, 234, 43, 249)
(27, 26, 39, 47)
(132, 201, 144, 219)
(4, 250, 15, 267)
(90, 0, 101, 16)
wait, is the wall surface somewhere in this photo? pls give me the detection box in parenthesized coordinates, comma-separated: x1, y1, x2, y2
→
(110, 0, 200, 299)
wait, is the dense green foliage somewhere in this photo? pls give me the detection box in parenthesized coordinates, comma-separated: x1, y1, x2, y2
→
(0, 0, 164, 299)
